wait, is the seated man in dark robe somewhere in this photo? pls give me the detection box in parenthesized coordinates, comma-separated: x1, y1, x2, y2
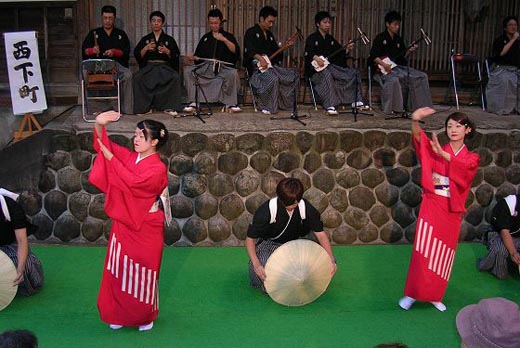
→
(245, 178, 337, 292)
(243, 6, 299, 115)
(0, 189, 43, 296)
(184, 9, 242, 113)
(368, 11, 432, 115)
(133, 11, 181, 116)
(486, 16, 520, 115)
(82, 5, 133, 115)
(304, 11, 363, 115)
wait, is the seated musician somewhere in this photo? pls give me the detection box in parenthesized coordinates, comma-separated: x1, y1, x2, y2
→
(368, 11, 432, 115)
(184, 9, 242, 114)
(243, 6, 299, 115)
(133, 11, 181, 116)
(82, 5, 133, 115)
(486, 16, 520, 115)
(304, 11, 364, 116)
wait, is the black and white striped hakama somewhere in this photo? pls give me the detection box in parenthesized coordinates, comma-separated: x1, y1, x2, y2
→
(248, 239, 282, 292)
(374, 66, 432, 114)
(184, 61, 241, 107)
(0, 244, 43, 296)
(250, 66, 299, 113)
(310, 64, 362, 109)
(485, 65, 520, 115)
(478, 229, 520, 279)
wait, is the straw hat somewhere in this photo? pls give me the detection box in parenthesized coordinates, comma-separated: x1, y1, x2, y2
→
(264, 239, 333, 306)
(0, 250, 18, 311)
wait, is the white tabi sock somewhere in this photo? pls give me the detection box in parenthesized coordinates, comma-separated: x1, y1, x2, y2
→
(398, 296, 416, 310)
(138, 322, 154, 332)
(431, 301, 447, 312)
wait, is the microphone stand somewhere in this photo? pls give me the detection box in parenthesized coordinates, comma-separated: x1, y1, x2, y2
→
(339, 57, 373, 121)
(180, 64, 212, 123)
(270, 77, 308, 125)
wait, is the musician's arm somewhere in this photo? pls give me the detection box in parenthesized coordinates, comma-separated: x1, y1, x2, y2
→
(222, 35, 236, 54)
(500, 32, 519, 56)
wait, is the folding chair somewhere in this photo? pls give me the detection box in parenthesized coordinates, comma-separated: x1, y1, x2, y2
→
(307, 77, 318, 110)
(450, 53, 485, 111)
(81, 59, 120, 122)
(244, 68, 258, 112)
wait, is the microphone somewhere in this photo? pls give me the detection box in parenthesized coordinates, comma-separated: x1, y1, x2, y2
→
(357, 27, 370, 45)
(420, 28, 432, 45)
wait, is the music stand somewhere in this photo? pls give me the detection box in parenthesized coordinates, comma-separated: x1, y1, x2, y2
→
(180, 64, 212, 123)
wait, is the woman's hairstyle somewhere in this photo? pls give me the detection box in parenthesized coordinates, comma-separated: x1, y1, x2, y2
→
(276, 178, 304, 206)
(101, 5, 116, 17)
(150, 11, 165, 23)
(315, 11, 331, 26)
(444, 112, 476, 139)
(503, 15, 518, 29)
(385, 11, 401, 24)
(136, 119, 169, 148)
(259, 6, 277, 20)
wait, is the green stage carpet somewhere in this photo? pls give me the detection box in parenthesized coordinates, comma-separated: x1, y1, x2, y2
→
(1, 243, 519, 348)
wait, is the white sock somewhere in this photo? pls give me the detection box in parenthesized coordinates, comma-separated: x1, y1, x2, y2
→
(109, 324, 123, 330)
(398, 296, 416, 310)
(431, 301, 447, 312)
(138, 322, 154, 332)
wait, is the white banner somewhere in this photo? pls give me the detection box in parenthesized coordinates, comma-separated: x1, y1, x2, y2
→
(4, 31, 47, 115)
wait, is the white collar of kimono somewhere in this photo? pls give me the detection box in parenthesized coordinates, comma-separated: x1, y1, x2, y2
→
(268, 198, 306, 224)
(135, 152, 156, 164)
(450, 143, 465, 156)
(504, 195, 517, 216)
(0, 188, 19, 222)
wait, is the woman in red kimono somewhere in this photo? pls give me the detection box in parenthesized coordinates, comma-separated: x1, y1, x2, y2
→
(89, 111, 170, 331)
(399, 107, 479, 312)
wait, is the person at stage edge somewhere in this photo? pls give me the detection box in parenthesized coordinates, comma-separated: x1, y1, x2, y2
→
(399, 107, 479, 312)
(184, 9, 242, 114)
(82, 5, 133, 115)
(246, 178, 337, 292)
(0, 189, 43, 297)
(243, 6, 299, 115)
(477, 194, 520, 279)
(485, 15, 520, 115)
(133, 11, 181, 116)
(369, 11, 432, 115)
(304, 11, 364, 116)
(89, 110, 171, 332)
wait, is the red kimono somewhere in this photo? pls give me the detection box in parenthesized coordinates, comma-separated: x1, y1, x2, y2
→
(403, 129, 479, 302)
(90, 128, 168, 326)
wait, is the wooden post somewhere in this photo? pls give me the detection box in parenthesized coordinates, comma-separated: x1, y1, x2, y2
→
(14, 113, 42, 141)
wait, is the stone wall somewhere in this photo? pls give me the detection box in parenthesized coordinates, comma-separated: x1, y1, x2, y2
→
(15, 129, 520, 246)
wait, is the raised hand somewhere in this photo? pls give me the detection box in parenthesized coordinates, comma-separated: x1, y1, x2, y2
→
(411, 107, 436, 121)
(95, 110, 121, 125)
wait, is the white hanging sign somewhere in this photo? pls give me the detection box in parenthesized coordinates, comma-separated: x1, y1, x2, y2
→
(4, 31, 47, 115)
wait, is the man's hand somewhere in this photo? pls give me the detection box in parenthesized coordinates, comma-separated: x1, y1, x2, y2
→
(253, 262, 266, 281)
(14, 268, 24, 285)
(213, 32, 226, 42)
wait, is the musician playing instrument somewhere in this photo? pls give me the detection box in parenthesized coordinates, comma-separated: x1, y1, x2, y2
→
(133, 11, 181, 115)
(304, 11, 364, 115)
(184, 9, 242, 113)
(243, 6, 299, 115)
(81, 5, 133, 115)
(486, 16, 520, 115)
(368, 11, 432, 115)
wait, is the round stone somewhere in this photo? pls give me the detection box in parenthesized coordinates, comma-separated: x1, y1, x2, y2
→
(71, 150, 92, 172)
(38, 170, 56, 193)
(103, 219, 112, 240)
(82, 171, 101, 194)
(506, 163, 520, 184)
(57, 167, 82, 194)
(232, 213, 252, 240)
(465, 206, 484, 226)
(30, 213, 53, 240)
(465, 132, 483, 151)
(339, 130, 363, 152)
(208, 215, 231, 242)
(381, 222, 404, 243)
(181, 173, 207, 198)
(369, 205, 390, 227)
(313, 168, 335, 194)
(77, 132, 94, 152)
(329, 188, 348, 212)
(400, 184, 423, 207)
(459, 222, 477, 242)
(170, 195, 193, 218)
(296, 132, 314, 154)
(346, 149, 372, 169)
(303, 187, 329, 213)
(321, 207, 343, 228)
(411, 167, 421, 186)
(349, 187, 376, 210)
(181, 133, 208, 156)
(344, 207, 369, 230)
(218, 151, 248, 175)
(89, 194, 107, 220)
(194, 194, 218, 219)
(209, 134, 235, 152)
(484, 133, 508, 151)
(496, 150, 512, 168)
(250, 151, 272, 174)
(260, 171, 285, 197)
(472, 169, 484, 187)
(386, 167, 410, 187)
(273, 152, 300, 173)
(373, 148, 396, 168)
(45, 151, 71, 171)
(69, 192, 91, 221)
(361, 168, 385, 188)
(54, 213, 80, 242)
(387, 132, 411, 150)
(392, 202, 415, 228)
(336, 168, 360, 189)
(183, 217, 208, 243)
(357, 223, 379, 243)
(82, 217, 104, 242)
(323, 151, 346, 169)
(332, 225, 357, 245)
(18, 191, 42, 216)
(291, 169, 311, 191)
(475, 184, 494, 207)
(303, 152, 322, 174)
(314, 132, 338, 153)
(164, 219, 182, 245)
(194, 151, 217, 175)
(484, 167, 506, 187)
(169, 154, 194, 176)
(168, 173, 180, 195)
(404, 222, 417, 243)
(162, 133, 180, 157)
(363, 130, 386, 150)
(475, 148, 493, 167)
(398, 148, 417, 167)
(109, 134, 131, 149)
(496, 183, 517, 201)
(466, 191, 475, 208)
(44, 190, 67, 220)
(375, 183, 400, 207)
(220, 193, 245, 220)
(51, 134, 80, 152)
(236, 133, 265, 154)
(245, 193, 269, 214)
(208, 173, 234, 197)
(234, 169, 260, 197)
(265, 132, 295, 155)
(510, 131, 520, 150)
